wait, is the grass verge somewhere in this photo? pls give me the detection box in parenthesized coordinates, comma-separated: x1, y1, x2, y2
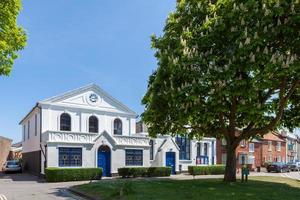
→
(72, 176, 300, 200)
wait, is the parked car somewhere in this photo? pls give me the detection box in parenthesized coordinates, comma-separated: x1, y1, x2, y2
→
(287, 162, 300, 171)
(267, 162, 290, 173)
(2, 160, 22, 173)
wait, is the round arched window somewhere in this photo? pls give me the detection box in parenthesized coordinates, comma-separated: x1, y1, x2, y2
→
(89, 116, 98, 133)
(113, 118, 122, 135)
(60, 113, 71, 131)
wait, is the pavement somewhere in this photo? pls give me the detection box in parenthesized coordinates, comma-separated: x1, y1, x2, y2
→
(0, 173, 89, 200)
(0, 171, 300, 200)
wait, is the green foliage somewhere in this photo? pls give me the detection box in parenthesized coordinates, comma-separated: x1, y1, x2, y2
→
(118, 167, 171, 178)
(0, 0, 27, 76)
(143, 0, 300, 138)
(142, 0, 300, 181)
(45, 168, 102, 182)
(118, 167, 148, 178)
(148, 167, 172, 177)
(188, 165, 225, 175)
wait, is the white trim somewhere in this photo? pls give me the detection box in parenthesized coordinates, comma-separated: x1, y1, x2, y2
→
(39, 84, 137, 115)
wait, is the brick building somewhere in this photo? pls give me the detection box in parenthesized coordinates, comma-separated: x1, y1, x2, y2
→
(216, 132, 286, 170)
(10, 142, 22, 160)
(260, 133, 286, 164)
(0, 136, 12, 171)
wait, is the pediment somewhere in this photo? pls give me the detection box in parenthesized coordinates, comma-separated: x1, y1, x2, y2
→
(39, 84, 136, 115)
(93, 131, 117, 146)
(158, 137, 180, 151)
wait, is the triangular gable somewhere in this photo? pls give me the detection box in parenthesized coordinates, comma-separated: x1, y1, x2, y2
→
(263, 132, 285, 142)
(39, 83, 136, 116)
(158, 137, 180, 151)
(93, 131, 117, 146)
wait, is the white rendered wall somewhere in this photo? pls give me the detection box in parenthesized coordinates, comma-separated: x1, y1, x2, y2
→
(41, 106, 135, 136)
(46, 135, 150, 174)
(150, 136, 216, 172)
(21, 108, 41, 153)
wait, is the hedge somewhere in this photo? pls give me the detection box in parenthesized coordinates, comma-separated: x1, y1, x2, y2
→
(148, 167, 171, 177)
(45, 168, 102, 182)
(188, 165, 225, 176)
(118, 167, 171, 178)
(118, 167, 148, 178)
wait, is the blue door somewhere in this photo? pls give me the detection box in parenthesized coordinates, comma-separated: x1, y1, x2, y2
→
(98, 146, 111, 177)
(166, 152, 176, 174)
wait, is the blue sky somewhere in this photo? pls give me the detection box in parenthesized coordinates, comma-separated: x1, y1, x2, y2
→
(0, 0, 176, 142)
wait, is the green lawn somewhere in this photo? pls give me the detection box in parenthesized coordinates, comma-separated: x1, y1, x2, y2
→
(72, 176, 300, 200)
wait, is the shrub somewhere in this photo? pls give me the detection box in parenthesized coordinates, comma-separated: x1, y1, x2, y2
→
(264, 162, 272, 168)
(118, 167, 148, 178)
(188, 165, 225, 176)
(118, 167, 171, 178)
(148, 167, 171, 177)
(131, 167, 148, 178)
(118, 168, 131, 178)
(45, 168, 102, 182)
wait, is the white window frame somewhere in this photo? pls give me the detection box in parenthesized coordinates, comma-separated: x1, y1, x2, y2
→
(276, 142, 281, 152)
(248, 155, 255, 164)
(249, 143, 255, 153)
(268, 141, 272, 151)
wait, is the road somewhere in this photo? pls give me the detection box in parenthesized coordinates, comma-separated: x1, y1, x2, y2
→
(245, 171, 300, 180)
(0, 173, 88, 200)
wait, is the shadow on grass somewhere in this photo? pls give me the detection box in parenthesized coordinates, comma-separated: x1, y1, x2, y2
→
(72, 176, 300, 200)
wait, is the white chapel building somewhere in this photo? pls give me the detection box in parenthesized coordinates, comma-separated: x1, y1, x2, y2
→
(20, 84, 216, 176)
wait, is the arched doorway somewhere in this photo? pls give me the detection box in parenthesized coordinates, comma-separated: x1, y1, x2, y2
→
(97, 145, 111, 177)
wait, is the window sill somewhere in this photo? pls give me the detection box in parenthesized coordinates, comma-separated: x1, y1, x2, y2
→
(58, 166, 83, 168)
(179, 160, 192, 163)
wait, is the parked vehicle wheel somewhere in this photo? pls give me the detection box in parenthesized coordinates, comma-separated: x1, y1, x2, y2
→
(267, 170, 271, 173)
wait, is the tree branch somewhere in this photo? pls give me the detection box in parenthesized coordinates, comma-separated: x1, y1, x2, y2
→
(219, 112, 228, 135)
(242, 79, 300, 138)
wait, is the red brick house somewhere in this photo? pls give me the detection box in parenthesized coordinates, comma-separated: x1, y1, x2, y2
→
(216, 132, 286, 170)
(260, 133, 286, 164)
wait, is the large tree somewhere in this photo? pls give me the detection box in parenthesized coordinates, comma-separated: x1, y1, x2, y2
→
(142, 0, 300, 182)
(0, 0, 26, 76)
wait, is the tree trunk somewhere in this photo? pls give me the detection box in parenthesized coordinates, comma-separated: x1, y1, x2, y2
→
(224, 144, 237, 182)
